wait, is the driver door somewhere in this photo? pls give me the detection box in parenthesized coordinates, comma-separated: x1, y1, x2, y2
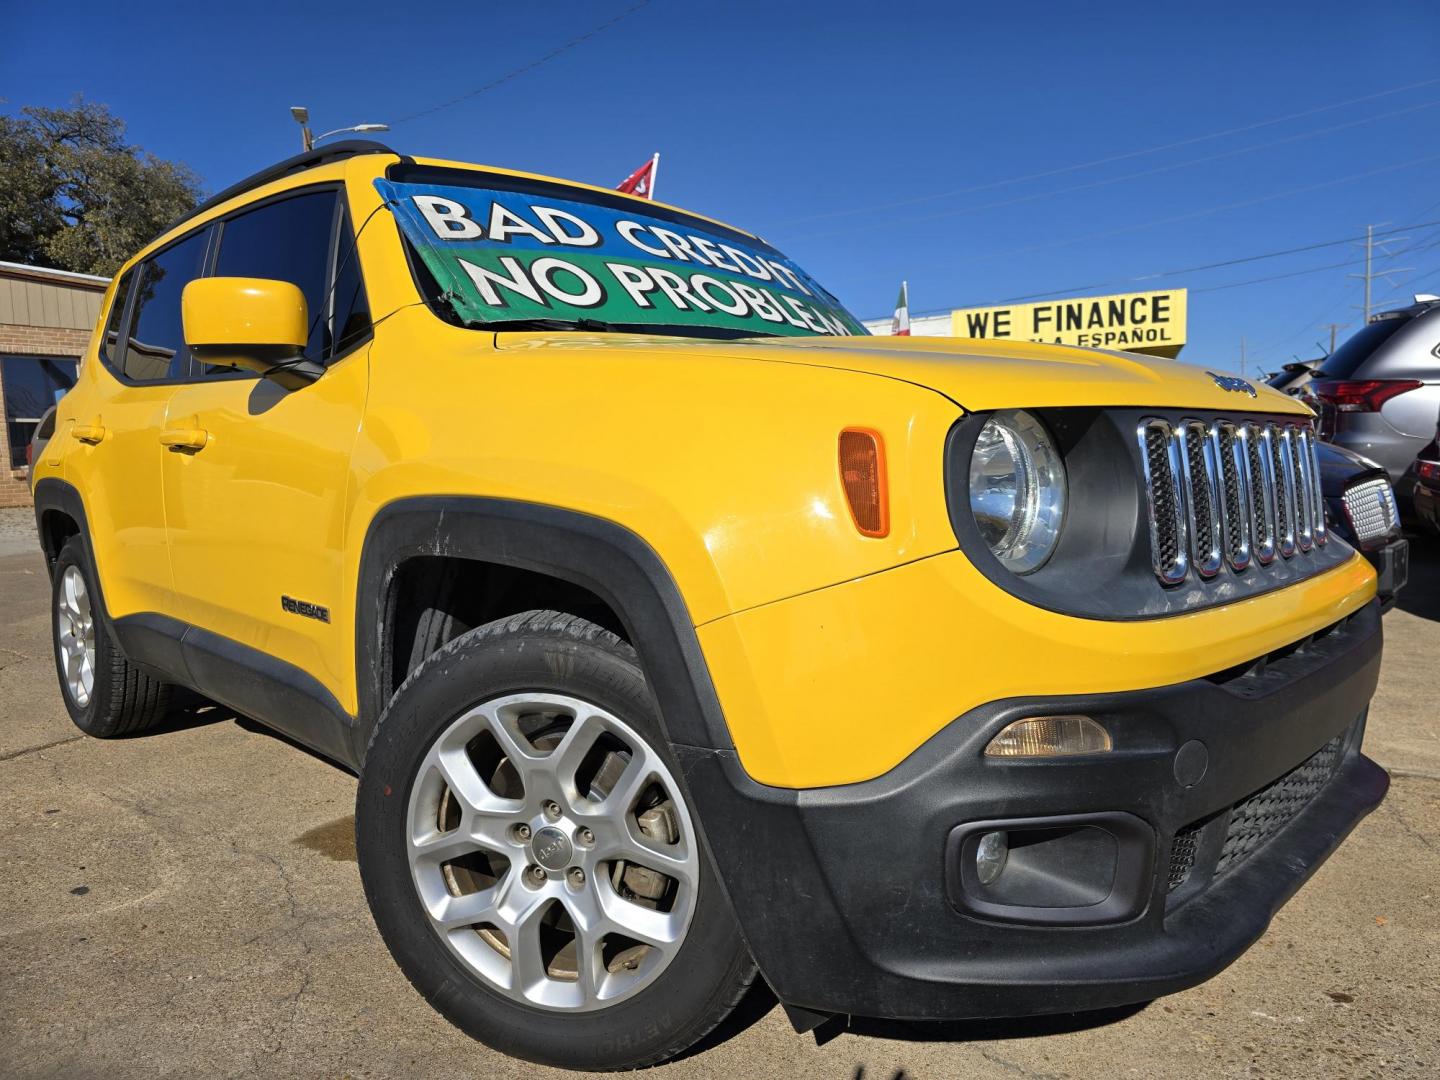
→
(160, 187, 372, 720)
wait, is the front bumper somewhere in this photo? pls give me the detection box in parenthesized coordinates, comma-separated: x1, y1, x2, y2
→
(681, 600, 1385, 1020)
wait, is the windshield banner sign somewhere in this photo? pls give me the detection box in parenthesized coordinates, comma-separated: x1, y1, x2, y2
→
(376, 179, 865, 337)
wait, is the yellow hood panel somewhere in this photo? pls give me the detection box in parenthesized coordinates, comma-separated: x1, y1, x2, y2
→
(494, 332, 1312, 416)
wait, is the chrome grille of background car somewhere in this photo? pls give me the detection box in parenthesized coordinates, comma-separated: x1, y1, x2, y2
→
(1138, 418, 1327, 585)
(1341, 477, 1400, 545)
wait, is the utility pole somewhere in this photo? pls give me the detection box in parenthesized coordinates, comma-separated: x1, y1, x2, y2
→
(1322, 322, 1348, 354)
(1240, 336, 1246, 378)
(1350, 224, 1413, 322)
(1362, 225, 1373, 321)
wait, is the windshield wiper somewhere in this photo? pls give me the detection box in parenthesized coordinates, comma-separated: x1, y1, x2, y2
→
(470, 317, 631, 333)
(467, 316, 787, 341)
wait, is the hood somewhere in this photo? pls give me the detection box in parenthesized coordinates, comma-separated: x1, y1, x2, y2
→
(493, 332, 1312, 416)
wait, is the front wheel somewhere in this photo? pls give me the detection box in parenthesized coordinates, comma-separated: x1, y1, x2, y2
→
(355, 610, 756, 1070)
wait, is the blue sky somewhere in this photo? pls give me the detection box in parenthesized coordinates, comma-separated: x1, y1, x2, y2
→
(6, 0, 1439, 374)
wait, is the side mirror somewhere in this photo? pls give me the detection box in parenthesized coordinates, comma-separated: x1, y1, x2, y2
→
(182, 277, 323, 390)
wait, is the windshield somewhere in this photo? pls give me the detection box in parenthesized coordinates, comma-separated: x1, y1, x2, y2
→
(377, 166, 866, 340)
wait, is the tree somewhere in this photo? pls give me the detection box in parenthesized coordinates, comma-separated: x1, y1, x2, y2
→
(0, 99, 203, 276)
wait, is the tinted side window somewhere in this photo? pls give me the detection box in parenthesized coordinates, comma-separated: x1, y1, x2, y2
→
(213, 190, 336, 367)
(331, 206, 371, 356)
(100, 268, 135, 368)
(124, 229, 211, 382)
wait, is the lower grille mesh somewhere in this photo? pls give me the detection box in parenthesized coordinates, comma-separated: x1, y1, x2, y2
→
(1216, 732, 1346, 876)
(1168, 822, 1202, 891)
(1167, 727, 1348, 894)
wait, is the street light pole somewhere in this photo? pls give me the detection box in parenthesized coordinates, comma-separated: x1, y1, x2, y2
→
(313, 122, 389, 144)
(290, 107, 388, 152)
(290, 106, 313, 151)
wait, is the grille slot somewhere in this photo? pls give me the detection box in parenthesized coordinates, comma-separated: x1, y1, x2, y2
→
(1211, 422, 1251, 571)
(1342, 477, 1400, 545)
(1214, 732, 1346, 876)
(1269, 425, 1297, 558)
(1179, 422, 1223, 577)
(1301, 428, 1328, 547)
(1243, 424, 1277, 565)
(1139, 420, 1188, 584)
(1138, 416, 1324, 585)
(1288, 427, 1313, 551)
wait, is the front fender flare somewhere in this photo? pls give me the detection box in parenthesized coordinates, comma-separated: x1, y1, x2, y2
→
(353, 496, 735, 763)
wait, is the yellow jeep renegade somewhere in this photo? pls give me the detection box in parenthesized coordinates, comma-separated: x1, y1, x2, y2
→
(34, 141, 1387, 1070)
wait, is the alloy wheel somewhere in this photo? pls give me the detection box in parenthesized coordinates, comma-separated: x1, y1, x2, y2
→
(405, 692, 699, 1012)
(56, 565, 96, 708)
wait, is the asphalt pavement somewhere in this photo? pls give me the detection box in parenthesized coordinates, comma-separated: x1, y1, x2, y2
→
(1, 508, 1436, 1079)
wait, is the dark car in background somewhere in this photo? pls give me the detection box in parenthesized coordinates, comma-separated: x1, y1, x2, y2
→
(1310, 295, 1440, 505)
(1266, 358, 1321, 396)
(1318, 441, 1408, 609)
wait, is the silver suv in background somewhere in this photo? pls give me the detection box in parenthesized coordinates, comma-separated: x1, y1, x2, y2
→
(1311, 295, 1440, 504)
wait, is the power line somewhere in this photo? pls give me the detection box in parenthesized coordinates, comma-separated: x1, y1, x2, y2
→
(1189, 257, 1364, 295)
(778, 77, 1440, 227)
(790, 99, 1440, 242)
(392, 1, 652, 124)
(988, 220, 1440, 305)
(864, 217, 1440, 324)
(897, 153, 1440, 280)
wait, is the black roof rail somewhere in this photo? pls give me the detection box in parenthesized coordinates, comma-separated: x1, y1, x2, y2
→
(162, 140, 400, 235)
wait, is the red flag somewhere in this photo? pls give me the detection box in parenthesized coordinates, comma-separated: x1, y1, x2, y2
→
(891, 281, 911, 336)
(617, 153, 660, 200)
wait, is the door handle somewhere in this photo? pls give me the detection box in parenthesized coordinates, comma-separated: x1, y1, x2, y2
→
(159, 427, 210, 451)
(71, 424, 106, 445)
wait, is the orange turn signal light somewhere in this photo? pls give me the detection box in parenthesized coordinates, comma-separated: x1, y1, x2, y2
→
(838, 428, 889, 538)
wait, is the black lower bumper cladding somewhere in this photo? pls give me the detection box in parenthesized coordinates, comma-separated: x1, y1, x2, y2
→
(679, 600, 1386, 1020)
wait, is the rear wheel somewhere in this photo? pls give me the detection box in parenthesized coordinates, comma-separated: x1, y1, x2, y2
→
(50, 538, 171, 737)
(356, 610, 756, 1070)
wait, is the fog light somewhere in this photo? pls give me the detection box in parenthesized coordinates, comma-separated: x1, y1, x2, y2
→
(984, 715, 1112, 758)
(976, 831, 1008, 885)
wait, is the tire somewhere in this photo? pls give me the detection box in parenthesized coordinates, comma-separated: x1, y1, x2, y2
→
(356, 610, 756, 1070)
(50, 537, 171, 737)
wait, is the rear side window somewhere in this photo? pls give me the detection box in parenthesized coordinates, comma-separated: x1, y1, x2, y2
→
(1318, 316, 1411, 379)
(212, 190, 337, 366)
(100, 269, 135, 367)
(123, 229, 211, 382)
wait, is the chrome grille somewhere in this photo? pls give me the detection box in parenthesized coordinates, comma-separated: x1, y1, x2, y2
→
(1342, 477, 1400, 544)
(1137, 417, 1328, 586)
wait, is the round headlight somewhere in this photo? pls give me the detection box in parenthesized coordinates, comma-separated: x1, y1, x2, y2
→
(968, 410, 1066, 574)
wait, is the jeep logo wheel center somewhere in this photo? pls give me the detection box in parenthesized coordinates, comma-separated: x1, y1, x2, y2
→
(530, 826, 574, 871)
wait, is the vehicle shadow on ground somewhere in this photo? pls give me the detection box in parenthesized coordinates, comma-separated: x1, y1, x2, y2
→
(834, 1002, 1148, 1044)
(1395, 531, 1439, 623)
(672, 979, 1146, 1064)
(114, 686, 232, 739)
(116, 687, 358, 776)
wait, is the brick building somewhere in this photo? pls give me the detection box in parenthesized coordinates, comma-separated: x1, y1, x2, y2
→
(0, 261, 108, 508)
